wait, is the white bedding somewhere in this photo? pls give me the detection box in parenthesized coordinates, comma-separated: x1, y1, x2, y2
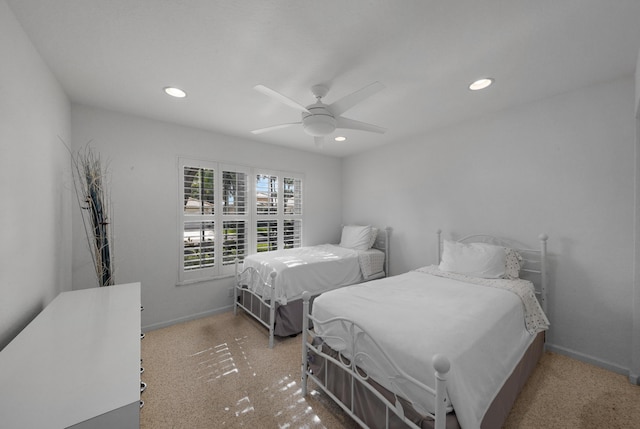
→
(311, 266, 549, 429)
(241, 244, 384, 304)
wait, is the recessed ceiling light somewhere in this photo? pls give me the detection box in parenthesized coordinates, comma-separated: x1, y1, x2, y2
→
(469, 78, 493, 91)
(334, 136, 346, 142)
(163, 87, 187, 98)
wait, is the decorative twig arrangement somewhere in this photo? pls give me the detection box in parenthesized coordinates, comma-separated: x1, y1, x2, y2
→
(66, 141, 115, 287)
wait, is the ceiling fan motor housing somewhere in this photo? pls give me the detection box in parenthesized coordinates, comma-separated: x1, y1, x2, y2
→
(302, 105, 336, 136)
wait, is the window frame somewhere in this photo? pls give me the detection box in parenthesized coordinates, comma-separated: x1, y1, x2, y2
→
(178, 158, 303, 284)
(178, 158, 252, 284)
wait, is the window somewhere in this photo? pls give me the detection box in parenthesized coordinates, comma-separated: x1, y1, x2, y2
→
(179, 159, 250, 283)
(255, 172, 303, 252)
(179, 159, 302, 283)
(221, 169, 248, 267)
(283, 177, 302, 248)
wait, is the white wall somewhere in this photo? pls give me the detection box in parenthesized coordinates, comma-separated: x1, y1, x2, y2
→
(0, 0, 72, 350)
(343, 76, 636, 375)
(632, 49, 640, 383)
(636, 51, 640, 114)
(71, 104, 343, 330)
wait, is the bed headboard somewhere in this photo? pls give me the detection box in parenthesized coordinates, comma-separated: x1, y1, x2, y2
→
(435, 229, 548, 314)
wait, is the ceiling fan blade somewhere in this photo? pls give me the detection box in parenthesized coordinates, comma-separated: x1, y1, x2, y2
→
(251, 122, 301, 134)
(254, 85, 310, 113)
(336, 116, 386, 134)
(314, 136, 325, 148)
(328, 81, 385, 116)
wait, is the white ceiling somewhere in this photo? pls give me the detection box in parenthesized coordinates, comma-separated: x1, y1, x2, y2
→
(7, 0, 640, 157)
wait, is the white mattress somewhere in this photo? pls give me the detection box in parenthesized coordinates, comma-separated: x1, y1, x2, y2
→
(241, 244, 384, 304)
(311, 267, 548, 429)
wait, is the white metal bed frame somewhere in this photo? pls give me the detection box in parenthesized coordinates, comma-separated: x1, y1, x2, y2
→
(234, 227, 391, 348)
(233, 263, 278, 347)
(301, 230, 549, 429)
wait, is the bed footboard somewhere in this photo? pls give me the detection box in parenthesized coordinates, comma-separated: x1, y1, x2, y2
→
(234, 258, 278, 348)
(301, 292, 451, 429)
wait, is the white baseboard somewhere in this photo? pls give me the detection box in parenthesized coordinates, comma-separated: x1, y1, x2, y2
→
(142, 305, 233, 332)
(545, 342, 630, 378)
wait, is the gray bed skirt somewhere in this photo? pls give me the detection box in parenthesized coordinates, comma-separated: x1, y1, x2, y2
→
(238, 289, 315, 337)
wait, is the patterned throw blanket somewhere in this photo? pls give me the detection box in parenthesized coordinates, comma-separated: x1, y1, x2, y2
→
(416, 265, 550, 335)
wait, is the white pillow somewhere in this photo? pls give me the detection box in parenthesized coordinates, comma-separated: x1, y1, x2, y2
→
(439, 240, 506, 279)
(339, 225, 372, 250)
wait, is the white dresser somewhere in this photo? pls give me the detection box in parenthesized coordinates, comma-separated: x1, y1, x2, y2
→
(0, 283, 141, 429)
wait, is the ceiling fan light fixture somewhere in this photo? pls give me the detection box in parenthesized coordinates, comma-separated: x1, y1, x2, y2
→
(469, 78, 493, 91)
(163, 86, 187, 98)
(302, 114, 336, 136)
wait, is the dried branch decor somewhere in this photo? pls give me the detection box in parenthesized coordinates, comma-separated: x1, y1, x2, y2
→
(68, 143, 115, 287)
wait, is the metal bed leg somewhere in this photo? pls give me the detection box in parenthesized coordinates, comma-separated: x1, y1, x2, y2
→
(268, 271, 277, 349)
(234, 258, 239, 316)
(433, 354, 450, 429)
(301, 291, 311, 395)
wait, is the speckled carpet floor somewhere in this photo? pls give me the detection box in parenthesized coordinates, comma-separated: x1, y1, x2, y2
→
(140, 310, 640, 428)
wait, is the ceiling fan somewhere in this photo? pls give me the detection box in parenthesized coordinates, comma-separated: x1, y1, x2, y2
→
(251, 82, 386, 147)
